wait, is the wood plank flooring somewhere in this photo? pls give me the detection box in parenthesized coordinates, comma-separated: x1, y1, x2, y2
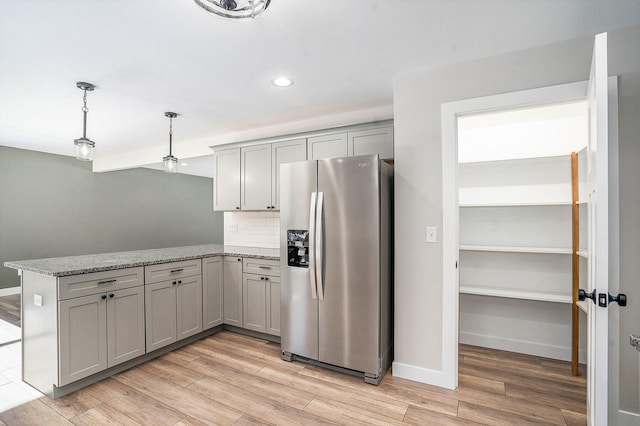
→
(0, 295, 20, 328)
(0, 331, 586, 425)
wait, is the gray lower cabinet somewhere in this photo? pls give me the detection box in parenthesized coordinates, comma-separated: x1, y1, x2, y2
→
(145, 280, 177, 352)
(223, 256, 243, 327)
(241, 258, 281, 336)
(57, 268, 145, 387)
(202, 256, 224, 330)
(145, 260, 203, 353)
(267, 275, 281, 336)
(242, 273, 267, 333)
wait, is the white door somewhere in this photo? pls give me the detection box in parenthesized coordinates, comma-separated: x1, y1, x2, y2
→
(583, 32, 609, 426)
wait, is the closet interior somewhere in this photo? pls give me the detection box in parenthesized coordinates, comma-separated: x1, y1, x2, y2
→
(457, 100, 590, 373)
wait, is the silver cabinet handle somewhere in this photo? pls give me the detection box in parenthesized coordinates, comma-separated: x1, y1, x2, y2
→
(170, 268, 184, 273)
(316, 192, 324, 301)
(98, 279, 116, 285)
(308, 192, 318, 300)
(258, 265, 270, 270)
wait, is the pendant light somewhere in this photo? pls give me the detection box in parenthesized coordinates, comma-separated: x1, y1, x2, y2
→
(193, 0, 270, 19)
(73, 82, 96, 161)
(163, 112, 178, 173)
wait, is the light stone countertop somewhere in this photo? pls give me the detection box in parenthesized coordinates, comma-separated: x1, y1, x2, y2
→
(4, 244, 280, 277)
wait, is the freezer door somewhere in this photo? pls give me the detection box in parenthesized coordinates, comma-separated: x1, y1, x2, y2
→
(280, 160, 319, 360)
(317, 155, 381, 374)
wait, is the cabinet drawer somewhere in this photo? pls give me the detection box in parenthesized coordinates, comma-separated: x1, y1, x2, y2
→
(144, 259, 202, 284)
(243, 258, 280, 276)
(58, 267, 144, 301)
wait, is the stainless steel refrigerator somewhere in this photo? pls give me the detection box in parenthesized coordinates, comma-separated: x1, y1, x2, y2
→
(279, 154, 393, 385)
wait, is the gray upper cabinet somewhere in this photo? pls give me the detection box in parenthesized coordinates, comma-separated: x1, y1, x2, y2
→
(307, 133, 348, 160)
(271, 139, 306, 210)
(241, 144, 272, 211)
(213, 121, 392, 211)
(214, 147, 241, 211)
(348, 126, 394, 159)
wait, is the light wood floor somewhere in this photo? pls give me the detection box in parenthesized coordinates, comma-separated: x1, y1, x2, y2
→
(0, 330, 586, 425)
(0, 295, 20, 328)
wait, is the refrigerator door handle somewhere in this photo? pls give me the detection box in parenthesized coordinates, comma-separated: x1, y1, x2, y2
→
(316, 192, 325, 301)
(308, 192, 318, 300)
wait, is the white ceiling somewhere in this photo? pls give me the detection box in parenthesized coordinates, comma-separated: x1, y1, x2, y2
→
(0, 0, 638, 177)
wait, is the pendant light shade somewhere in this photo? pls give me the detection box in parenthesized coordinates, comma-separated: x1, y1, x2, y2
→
(193, 0, 270, 19)
(163, 112, 178, 173)
(74, 82, 96, 161)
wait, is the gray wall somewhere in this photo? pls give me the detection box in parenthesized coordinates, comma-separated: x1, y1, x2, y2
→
(393, 25, 639, 416)
(0, 146, 224, 288)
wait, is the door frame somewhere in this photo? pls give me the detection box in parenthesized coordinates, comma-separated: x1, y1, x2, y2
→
(441, 80, 590, 390)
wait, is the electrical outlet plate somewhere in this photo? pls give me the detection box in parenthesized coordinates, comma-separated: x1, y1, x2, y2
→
(34, 294, 43, 307)
(226, 223, 238, 232)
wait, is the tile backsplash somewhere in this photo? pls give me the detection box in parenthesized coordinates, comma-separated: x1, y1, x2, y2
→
(224, 211, 280, 248)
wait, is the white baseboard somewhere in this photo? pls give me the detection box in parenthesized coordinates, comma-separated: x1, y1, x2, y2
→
(392, 361, 455, 390)
(460, 331, 587, 363)
(618, 410, 640, 425)
(0, 286, 20, 297)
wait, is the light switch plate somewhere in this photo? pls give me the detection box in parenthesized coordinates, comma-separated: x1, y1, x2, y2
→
(426, 226, 437, 243)
(34, 294, 42, 307)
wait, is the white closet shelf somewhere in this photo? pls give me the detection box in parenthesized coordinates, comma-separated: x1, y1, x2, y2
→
(577, 250, 589, 259)
(460, 285, 572, 304)
(576, 299, 589, 313)
(460, 201, 572, 207)
(459, 245, 572, 255)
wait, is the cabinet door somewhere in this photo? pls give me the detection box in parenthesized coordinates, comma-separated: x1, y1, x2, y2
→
(243, 274, 267, 333)
(177, 275, 203, 340)
(59, 294, 107, 386)
(203, 257, 224, 330)
(271, 139, 307, 210)
(145, 280, 177, 352)
(348, 127, 394, 159)
(307, 133, 348, 160)
(223, 257, 243, 327)
(214, 147, 241, 211)
(241, 144, 273, 211)
(107, 286, 145, 367)
(267, 276, 281, 336)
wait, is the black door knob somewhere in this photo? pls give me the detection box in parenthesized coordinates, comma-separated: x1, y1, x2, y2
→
(109, 293, 114, 298)
(609, 293, 627, 307)
(578, 289, 596, 304)
(101, 294, 107, 300)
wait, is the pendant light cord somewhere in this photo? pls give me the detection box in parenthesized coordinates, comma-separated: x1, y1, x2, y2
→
(169, 115, 173, 156)
(82, 89, 89, 139)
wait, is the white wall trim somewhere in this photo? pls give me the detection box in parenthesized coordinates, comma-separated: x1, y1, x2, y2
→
(440, 80, 589, 391)
(0, 286, 20, 297)
(392, 362, 452, 389)
(617, 410, 640, 425)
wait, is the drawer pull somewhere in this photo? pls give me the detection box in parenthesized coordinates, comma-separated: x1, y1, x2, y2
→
(170, 268, 184, 273)
(98, 279, 117, 285)
(258, 266, 271, 270)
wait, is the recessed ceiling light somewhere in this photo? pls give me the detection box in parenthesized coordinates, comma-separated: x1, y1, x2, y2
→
(272, 76, 294, 87)
(181, 162, 188, 166)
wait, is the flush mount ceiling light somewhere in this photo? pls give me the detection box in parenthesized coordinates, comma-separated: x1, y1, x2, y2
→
(73, 82, 96, 161)
(193, 0, 271, 19)
(272, 76, 294, 87)
(163, 112, 179, 174)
